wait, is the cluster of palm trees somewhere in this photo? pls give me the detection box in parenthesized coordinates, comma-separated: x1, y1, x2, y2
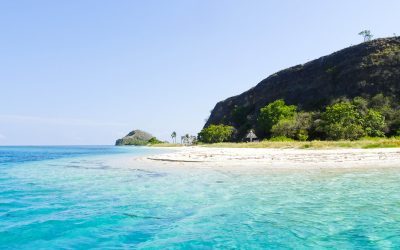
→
(170, 131, 197, 145)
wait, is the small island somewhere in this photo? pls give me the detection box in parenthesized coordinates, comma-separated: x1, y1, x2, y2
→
(115, 129, 162, 146)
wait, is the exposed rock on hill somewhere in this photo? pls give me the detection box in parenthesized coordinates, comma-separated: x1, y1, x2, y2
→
(205, 37, 400, 137)
(115, 130, 154, 146)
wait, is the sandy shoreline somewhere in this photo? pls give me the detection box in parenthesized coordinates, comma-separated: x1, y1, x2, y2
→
(134, 146, 400, 170)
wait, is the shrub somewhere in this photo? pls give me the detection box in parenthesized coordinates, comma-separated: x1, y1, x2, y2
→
(319, 101, 365, 140)
(198, 124, 235, 143)
(148, 137, 163, 145)
(318, 99, 387, 140)
(271, 119, 296, 138)
(364, 109, 386, 137)
(257, 99, 297, 137)
(369, 94, 399, 136)
(370, 93, 392, 111)
(271, 112, 312, 141)
(297, 130, 309, 141)
(322, 123, 365, 140)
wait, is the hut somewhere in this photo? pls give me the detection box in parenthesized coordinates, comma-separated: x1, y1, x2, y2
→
(245, 129, 258, 142)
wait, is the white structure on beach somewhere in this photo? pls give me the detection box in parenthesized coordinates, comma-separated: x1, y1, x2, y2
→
(245, 129, 257, 142)
(181, 135, 197, 146)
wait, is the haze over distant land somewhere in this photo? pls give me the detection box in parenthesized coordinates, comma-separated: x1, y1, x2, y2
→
(0, 1, 399, 145)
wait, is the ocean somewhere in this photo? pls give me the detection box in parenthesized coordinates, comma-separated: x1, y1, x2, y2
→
(1, 146, 399, 249)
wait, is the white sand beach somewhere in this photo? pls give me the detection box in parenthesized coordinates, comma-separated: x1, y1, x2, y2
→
(135, 147, 400, 170)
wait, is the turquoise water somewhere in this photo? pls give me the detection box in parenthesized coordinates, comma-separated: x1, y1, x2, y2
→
(1, 146, 400, 249)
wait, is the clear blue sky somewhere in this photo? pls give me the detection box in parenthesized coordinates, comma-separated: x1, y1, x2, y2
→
(0, 0, 399, 145)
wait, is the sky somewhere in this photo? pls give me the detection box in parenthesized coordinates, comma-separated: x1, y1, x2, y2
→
(0, 0, 399, 145)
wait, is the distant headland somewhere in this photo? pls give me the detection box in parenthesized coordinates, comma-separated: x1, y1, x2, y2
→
(115, 129, 162, 146)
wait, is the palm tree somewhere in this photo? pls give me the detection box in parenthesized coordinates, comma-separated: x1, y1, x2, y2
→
(171, 131, 177, 144)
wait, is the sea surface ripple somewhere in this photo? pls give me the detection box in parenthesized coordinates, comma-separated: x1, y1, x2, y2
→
(0, 146, 399, 249)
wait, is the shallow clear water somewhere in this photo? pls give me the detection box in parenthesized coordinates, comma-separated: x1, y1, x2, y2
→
(1, 146, 400, 249)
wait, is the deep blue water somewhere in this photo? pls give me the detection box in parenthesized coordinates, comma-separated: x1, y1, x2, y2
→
(1, 146, 400, 249)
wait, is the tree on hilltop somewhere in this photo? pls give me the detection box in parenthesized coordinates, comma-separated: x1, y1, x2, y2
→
(359, 30, 373, 42)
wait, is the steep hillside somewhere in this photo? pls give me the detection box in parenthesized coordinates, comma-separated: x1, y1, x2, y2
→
(205, 37, 400, 138)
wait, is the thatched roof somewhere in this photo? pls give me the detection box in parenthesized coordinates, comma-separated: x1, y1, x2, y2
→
(245, 130, 257, 138)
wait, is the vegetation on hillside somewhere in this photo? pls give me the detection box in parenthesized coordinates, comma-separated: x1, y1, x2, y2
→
(199, 94, 400, 144)
(205, 37, 400, 136)
(267, 94, 400, 141)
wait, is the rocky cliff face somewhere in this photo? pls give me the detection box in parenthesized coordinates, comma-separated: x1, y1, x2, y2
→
(115, 130, 154, 146)
(205, 37, 400, 136)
